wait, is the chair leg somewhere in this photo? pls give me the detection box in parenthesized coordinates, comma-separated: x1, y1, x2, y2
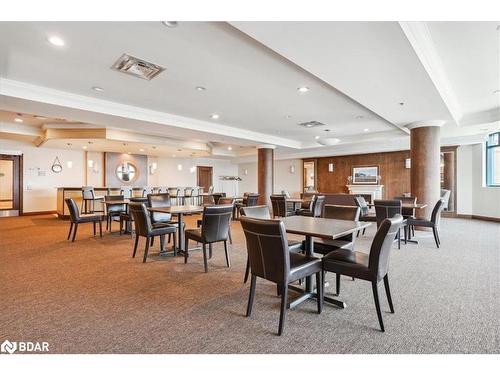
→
(160, 235, 165, 252)
(316, 272, 323, 314)
(72, 223, 78, 242)
(167, 233, 171, 243)
(246, 275, 257, 317)
(150, 236, 154, 247)
(432, 227, 440, 248)
(397, 229, 401, 249)
(67, 223, 73, 240)
(372, 281, 385, 332)
(223, 241, 230, 267)
(243, 257, 250, 283)
(278, 284, 288, 336)
(119, 218, 123, 235)
(143, 237, 150, 263)
(228, 228, 233, 244)
(132, 235, 139, 258)
(106, 216, 109, 230)
(173, 232, 177, 256)
(93, 221, 96, 236)
(202, 243, 209, 273)
(404, 226, 407, 244)
(99, 220, 102, 238)
(336, 273, 341, 296)
(383, 275, 395, 313)
(363, 227, 366, 235)
(184, 237, 189, 263)
(209, 244, 213, 259)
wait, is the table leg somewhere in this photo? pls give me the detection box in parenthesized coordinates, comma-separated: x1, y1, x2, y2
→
(178, 213, 184, 252)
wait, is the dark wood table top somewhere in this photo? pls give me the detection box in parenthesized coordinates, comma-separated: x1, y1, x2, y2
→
(103, 198, 148, 205)
(367, 203, 427, 209)
(280, 216, 371, 239)
(148, 205, 204, 215)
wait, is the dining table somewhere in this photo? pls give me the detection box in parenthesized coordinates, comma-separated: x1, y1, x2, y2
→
(287, 198, 304, 211)
(148, 205, 205, 253)
(280, 216, 371, 309)
(102, 197, 148, 233)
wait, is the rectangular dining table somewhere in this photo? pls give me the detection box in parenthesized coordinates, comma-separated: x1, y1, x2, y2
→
(280, 216, 371, 309)
(148, 205, 204, 253)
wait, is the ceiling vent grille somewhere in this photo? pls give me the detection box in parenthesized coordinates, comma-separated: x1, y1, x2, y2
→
(298, 120, 326, 128)
(111, 54, 165, 80)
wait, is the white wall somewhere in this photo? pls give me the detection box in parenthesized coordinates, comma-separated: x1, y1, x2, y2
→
(238, 158, 302, 198)
(456, 143, 500, 218)
(0, 138, 85, 213)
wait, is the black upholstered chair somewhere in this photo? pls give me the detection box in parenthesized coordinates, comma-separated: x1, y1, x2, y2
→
(270, 195, 296, 218)
(394, 195, 417, 237)
(297, 195, 325, 217)
(211, 192, 226, 204)
(104, 195, 126, 232)
(241, 216, 323, 336)
(241, 205, 303, 284)
(184, 205, 233, 272)
(322, 215, 403, 332)
(142, 187, 153, 197)
(354, 196, 376, 235)
(65, 198, 103, 242)
(235, 193, 259, 219)
(406, 199, 445, 248)
(374, 199, 406, 249)
(81, 186, 104, 214)
(197, 197, 234, 245)
(147, 193, 181, 247)
(129, 202, 177, 262)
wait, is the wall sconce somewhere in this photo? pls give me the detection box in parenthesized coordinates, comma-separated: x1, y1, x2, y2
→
(177, 164, 183, 171)
(405, 158, 411, 169)
(66, 161, 73, 169)
(149, 162, 158, 175)
(189, 166, 196, 173)
(328, 162, 334, 172)
(87, 160, 94, 168)
(244, 169, 248, 175)
(290, 165, 295, 174)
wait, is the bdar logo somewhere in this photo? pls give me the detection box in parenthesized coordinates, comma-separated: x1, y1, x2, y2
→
(1, 340, 17, 354)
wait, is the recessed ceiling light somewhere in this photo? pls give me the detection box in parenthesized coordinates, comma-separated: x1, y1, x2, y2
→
(139, 148, 144, 152)
(323, 129, 331, 132)
(399, 102, 405, 106)
(297, 86, 310, 93)
(14, 118, 23, 123)
(66, 143, 72, 146)
(82, 145, 87, 150)
(196, 86, 206, 91)
(363, 128, 370, 132)
(122, 143, 128, 146)
(314, 136, 320, 140)
(162, 21, 178, 28)
(317, 138, 341, 146)
(227, 146, 232, 151)
(211, 113, 220, 120)
(177, 149, 182, 152)
(47, 36, 65, 47)
(92, 86, 104, 92)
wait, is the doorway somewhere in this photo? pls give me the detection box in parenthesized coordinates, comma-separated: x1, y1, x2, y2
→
(303, 159, 317, 192)
(440, 146, 457, 215)
(0, 154, 22, 216)
(197, 166, 213, 192)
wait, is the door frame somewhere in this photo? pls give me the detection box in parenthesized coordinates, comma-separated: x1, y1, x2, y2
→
(0, 154, 23, 216)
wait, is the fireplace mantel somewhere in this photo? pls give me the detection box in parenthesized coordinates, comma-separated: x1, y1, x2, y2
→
(346, 184, 384, 201)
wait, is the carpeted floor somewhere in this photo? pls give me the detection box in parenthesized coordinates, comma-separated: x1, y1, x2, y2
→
(0, 214, 499, 354)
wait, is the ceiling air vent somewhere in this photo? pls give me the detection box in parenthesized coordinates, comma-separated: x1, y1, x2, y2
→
(111, 54, 165, 80)
(298, 120, 326, 128)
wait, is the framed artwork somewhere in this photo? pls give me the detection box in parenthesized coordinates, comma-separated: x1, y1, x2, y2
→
(352, 165, 379, 184)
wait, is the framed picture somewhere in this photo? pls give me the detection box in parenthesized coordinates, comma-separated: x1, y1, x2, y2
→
(352, 165, 379, 184)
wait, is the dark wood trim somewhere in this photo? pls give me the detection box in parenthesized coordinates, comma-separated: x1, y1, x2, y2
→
(22, 210, 57, 216)
(455, 214, 500, 223)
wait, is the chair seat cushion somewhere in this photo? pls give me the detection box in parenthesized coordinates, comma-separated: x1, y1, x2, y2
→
(151, 224, 177, 236)
(406, 218, 433, 227)
(322, 249, 373, 281)
(313, 238, 354, 255)
(185, 228, 203, 242)
(77, 213, 102, 223)
(289, 252, 322, 283)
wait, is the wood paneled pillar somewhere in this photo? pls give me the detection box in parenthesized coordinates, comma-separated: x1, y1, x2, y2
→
(257, 145, 275, 206)
(408, 121, 444, 220)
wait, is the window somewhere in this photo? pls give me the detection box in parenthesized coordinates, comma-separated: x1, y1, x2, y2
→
(486, 132, 500, 187)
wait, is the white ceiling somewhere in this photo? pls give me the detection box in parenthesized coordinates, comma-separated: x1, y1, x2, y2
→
(0, 21, 498, 159)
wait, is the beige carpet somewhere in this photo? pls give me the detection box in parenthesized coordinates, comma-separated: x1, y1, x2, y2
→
(0, 214, 499, 353)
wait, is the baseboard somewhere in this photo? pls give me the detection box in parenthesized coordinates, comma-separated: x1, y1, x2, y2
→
(456, 214, 472, 219)
(22, 210, 57, 216)
(456, 213, 500, 222)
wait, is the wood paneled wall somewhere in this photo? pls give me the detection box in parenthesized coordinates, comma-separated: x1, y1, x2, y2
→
(314, 150, 411, 199)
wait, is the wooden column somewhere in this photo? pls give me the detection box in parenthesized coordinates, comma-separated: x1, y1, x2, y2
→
(409, 122, 443, 220)
(257, 145, 275, 206)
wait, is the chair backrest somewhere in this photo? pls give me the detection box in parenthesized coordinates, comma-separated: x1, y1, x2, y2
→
(105, 195, 125, 213)
(431, 199, 446, 226)
(200, 205, 233, 243)
(147, 193, 172, 223)
(322, 204, 360, 221)
(311, 195, 325, 217)
(203, 194, 215, 205)
(368, 215, 403, 281)
(212, 192, 226, 204)
(120, 186, 133, 199)
(374, 199, 402, 227)
(354, 196, 369, 217)
(240, 205, 271, 219)
(440, 189, 451, 211)
(129, 202, 152, 237)
(168, 187, 179, 197)
(246, 193, 259, 207)
(81, 186, 95, 200)
(270, 195, 287, 217)
(241, 216, 289, 284)
(218, 197, 235, 206)
(184, 187, 193, 197)
(142, 187, 153, 197)
(281, 190, 291, 198)
(65, 198, 80, 222)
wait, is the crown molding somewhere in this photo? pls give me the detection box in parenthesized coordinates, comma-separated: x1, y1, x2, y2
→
(399, 21, 462, 126)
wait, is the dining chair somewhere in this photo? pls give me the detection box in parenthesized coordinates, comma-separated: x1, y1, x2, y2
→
(142, 187, 154, 197)
(394, 195, 417, 237)
(197, 197, 235, 247)
(147, 193, 181, 249)
(212, 192, 226, 204)
(128, 202, 177, 262)
(322, 215, 403, 332)
(65, 198, 103, 242)
(374, 199, 406, 249)
(240, 205, 303, 284)
(184, 205, 233, 272)
(297, 195, 325, 217)
(104, 195, 126, 232)
(167, 187, 180, 205)
(354, 196, 377, 236)
(241, 216, 323, 336)
(184, 187, 194, 205)
(120, 186, 133, 199)
(270, 195, 296, 218)
(81, 186, 104, 214)
(406, 199, 445, 248)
